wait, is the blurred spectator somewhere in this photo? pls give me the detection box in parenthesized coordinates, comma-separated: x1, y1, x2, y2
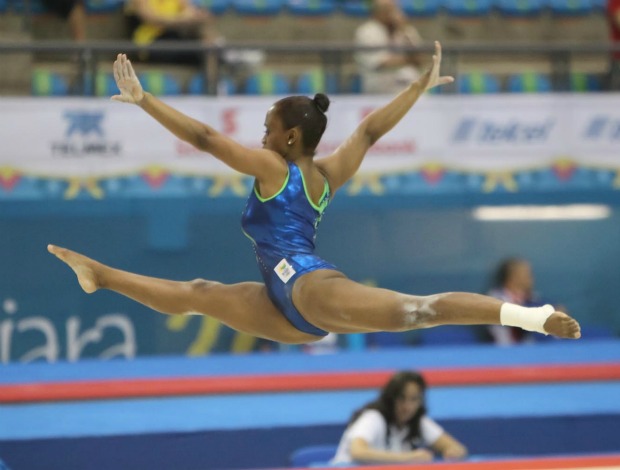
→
(41, 0, 87, 41)
(255, 333, 340, 354)
(254, 337, 279, 353)
(302, 332, 339, 354)
(125, 0, 220, 65)
(354, 0, 424, 94)
(331, 371, 467, 465)
(607, 0, 620, 90)
(486, 258, 565, 345)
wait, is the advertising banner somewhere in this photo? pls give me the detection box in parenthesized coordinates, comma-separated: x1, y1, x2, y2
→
(1, 94, 619, 199)
(1, 94, 619, 176)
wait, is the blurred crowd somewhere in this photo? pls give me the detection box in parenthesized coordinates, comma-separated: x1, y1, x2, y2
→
(3, 0, 620, 93)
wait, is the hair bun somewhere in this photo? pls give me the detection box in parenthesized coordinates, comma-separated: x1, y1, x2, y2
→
(313, 93, 330, 114)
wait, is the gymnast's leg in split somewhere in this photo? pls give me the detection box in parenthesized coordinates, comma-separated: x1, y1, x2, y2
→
(291, 270, 581, 340)
(49, 245, 581, 343)
(47, 244, 320, 344)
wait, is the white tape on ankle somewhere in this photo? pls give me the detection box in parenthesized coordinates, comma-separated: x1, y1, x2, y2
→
(500, 303, 555, 335)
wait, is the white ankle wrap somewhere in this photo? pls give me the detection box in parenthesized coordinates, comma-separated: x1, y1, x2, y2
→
(500, 303, 555, 335)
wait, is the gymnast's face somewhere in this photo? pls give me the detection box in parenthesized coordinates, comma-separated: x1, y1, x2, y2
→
(262, 107, 289, 155)
(394, 382, 423, 426)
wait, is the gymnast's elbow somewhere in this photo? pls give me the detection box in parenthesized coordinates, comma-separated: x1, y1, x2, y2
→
(192, 124, 219, 152)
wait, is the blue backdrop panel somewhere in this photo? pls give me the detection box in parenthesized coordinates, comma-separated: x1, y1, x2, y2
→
(1, 198, 619, 361)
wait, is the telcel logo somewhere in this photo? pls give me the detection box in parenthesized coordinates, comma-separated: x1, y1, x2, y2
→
(583, 116, 620, 141)
(452, 118, 555, 144)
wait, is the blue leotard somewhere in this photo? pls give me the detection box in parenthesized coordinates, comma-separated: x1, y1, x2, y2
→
(241, 162, 335, 336)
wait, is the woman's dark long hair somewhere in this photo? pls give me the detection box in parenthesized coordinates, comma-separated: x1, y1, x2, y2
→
(348, 371, 428, 445)
(491, 257, 524, 290)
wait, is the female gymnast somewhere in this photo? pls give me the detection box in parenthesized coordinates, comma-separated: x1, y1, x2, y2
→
(48, 42, 581, 345)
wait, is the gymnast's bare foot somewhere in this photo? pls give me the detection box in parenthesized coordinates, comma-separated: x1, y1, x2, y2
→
(47, 244, 101, 294)
(544, 311, 581, 339)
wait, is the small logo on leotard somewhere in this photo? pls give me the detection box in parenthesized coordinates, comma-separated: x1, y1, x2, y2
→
(275, 258, 296, 283)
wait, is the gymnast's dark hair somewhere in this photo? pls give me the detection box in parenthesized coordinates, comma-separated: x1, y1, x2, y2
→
(275, 93, 330, 156)
(347, 371, 427, 445)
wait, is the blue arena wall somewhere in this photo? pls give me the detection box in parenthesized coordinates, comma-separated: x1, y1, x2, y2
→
(1, 193, 620, 361)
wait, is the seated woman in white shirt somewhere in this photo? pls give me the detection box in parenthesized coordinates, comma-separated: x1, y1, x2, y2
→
(331, 371, 467, 465)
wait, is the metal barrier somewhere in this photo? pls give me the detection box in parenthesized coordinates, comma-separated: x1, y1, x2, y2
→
(0, 40, 619, 94)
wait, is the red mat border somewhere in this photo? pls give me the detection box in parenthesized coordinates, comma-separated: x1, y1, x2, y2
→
(293, 454, 620, 470)
(2, 363, 620, 404)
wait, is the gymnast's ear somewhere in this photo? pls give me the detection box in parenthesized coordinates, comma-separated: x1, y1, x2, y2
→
(287, 128, 300, 146)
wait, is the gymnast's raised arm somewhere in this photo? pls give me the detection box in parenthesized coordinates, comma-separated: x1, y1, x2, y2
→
(111, 53, 285, 180)
(316, 41, 453, 192)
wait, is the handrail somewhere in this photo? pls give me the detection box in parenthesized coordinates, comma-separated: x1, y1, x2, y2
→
(0, 39, 618, 54)
(1, 40, 617, 95)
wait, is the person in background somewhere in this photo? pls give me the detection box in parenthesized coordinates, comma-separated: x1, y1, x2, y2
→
(331, 371, 467, 465)
(354, 0, 425, 94)
(487, 258, 566, 345)
(124, 0, 220, 65)
(40, 0, 87, 41)
(302, 332, 339, 354)
(606, 0, 620, 90)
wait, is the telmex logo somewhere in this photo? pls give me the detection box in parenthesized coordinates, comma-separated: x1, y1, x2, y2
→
(52, 110, 122, 157)
(583, 116, 620, 141)
(64, 110, 105, 137)
(451, 118, 555, 144)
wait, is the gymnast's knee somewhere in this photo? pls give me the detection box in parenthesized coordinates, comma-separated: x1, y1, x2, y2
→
(187, 278, 222, 294)
(181, 279, 224, 313)
(174, 279, 224, 316)
(396, 296, 440, 330)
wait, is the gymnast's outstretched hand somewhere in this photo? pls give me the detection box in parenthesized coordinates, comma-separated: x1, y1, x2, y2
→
(419, 41, 454, 92)
(111, 53, 145, 105)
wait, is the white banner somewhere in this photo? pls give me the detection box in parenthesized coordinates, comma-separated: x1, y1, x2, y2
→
(1, 94, 619, 177)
